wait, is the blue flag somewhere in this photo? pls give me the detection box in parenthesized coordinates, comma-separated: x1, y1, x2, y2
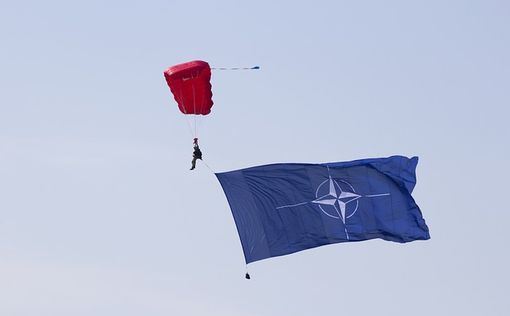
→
(216, 156, 430, 263)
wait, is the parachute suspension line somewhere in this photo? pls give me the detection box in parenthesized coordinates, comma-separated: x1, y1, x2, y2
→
(192, 76, 197, 138)
(211, 66, 260, 71)
(195, 114, 200, 140)
(185, 116, 195, 139)
(177, 88, 195, 139)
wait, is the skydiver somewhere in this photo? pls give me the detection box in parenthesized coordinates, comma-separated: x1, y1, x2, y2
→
(190, 138, 202, 170)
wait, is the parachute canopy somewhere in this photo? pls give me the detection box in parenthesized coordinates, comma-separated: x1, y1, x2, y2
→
(164, 60, 213, 115)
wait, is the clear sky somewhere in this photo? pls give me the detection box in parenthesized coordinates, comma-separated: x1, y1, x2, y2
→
(1, 1, 509, 315)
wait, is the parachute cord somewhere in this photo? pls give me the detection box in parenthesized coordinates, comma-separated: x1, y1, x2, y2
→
(177, 88, 195, 139)
(195, 115, 200, 138)
(194, 116, 197, 139)
(192, 81, 197, 137)
(193, 112, 197, 138)
(201, 159, 215, 174)
(183, 116, 195, 139)
(245, 264, 251, 280)
(211, 66, 260, 71)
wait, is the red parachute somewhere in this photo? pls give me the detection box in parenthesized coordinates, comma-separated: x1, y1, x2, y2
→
(164, 60, 213, 115)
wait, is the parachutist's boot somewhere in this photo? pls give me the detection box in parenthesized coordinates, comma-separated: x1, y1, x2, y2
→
(190, 157, 197, 170)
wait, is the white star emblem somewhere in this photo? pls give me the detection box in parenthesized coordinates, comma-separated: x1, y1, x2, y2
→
(312, 176, 361, 224)
(276, 168, 390, 240)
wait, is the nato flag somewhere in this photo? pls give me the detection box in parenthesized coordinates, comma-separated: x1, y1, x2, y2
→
(216, 156, 430, 264)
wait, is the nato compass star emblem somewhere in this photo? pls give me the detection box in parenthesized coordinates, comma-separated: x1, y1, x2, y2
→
(276, 170, 390, 239)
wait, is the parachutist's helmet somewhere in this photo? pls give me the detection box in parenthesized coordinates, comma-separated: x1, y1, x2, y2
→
(193, 138, 198, 141)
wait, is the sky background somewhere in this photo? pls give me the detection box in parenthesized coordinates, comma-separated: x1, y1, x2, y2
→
(1, 0, 509, 315)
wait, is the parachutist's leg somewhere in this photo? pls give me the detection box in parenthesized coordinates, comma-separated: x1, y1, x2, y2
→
(190, 157, 197, 170)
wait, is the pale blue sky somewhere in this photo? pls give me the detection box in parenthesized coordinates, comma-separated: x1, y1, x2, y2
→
(1, 1, 509, 315)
